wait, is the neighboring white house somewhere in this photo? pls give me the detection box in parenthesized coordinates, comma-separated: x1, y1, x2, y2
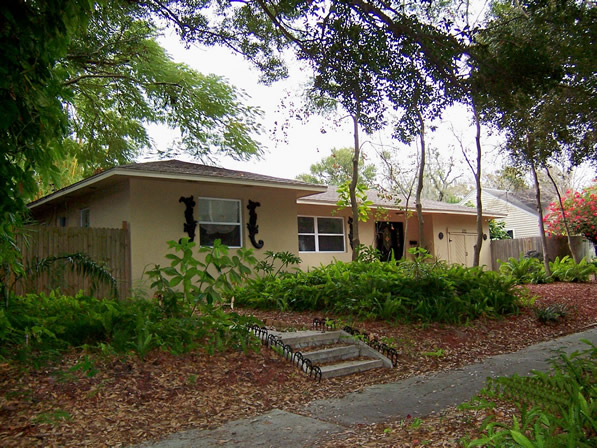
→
(460, 188, 544, 239)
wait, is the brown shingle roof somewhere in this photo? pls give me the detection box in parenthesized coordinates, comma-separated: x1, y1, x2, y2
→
(120, 160, 321, 188)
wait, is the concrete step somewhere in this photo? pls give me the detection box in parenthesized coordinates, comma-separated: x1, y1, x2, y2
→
(271, 330, 348, 350)
(302, 345, 361, 363)
(319, 359, 384, 379)
(267, 329, 394, 378)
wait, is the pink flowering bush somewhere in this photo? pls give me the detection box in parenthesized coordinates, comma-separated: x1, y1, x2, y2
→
(544, 182, 597, 245)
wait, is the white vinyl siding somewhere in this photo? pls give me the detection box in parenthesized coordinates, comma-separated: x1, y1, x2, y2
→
(483, 195, 540, 238)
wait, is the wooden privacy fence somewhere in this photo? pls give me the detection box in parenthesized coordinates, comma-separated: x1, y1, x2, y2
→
(490, 235, 595, 271)
(14, 226, 131, 300)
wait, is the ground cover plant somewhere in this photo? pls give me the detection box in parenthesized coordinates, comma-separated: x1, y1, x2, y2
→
(0, 238, 263, 364)
(463, 342, 597, 447)
(499, 254, 596, 284)
(0, 291, 261, 365)
(1, 282, 595, 447)
(235, 249, 523, 324)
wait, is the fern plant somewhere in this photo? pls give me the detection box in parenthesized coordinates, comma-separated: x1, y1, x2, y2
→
(499, 256, 549, 284)
(549, 256, 596, 282)
(465, 341, 597, 447)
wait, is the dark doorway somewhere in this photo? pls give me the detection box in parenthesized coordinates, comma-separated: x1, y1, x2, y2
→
(375, 222, 404, 261)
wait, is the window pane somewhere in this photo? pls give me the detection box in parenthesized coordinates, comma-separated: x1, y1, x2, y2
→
(80, 209, 90, 228)
(200, 224, 241, 247)
(298, 235, 316, 252)
(198, 199, 240, 223)
(318, 235, 344, 252)
(318, 218, 343, 234)
(298, 217, 314, 233)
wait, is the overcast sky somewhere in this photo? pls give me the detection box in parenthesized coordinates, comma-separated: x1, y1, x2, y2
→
(148, 33, 359, 180)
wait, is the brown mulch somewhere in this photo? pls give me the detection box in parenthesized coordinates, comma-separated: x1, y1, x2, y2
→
(1, 282, 596, 447)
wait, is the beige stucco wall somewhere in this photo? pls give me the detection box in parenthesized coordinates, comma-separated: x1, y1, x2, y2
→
(32, 180, 130, 229)
(296, 204, 489, 268)
(128, 178, 301, 283)
(432, 213, 492, 267)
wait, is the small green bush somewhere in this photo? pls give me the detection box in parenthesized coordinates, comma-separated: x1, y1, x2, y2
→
(534, 303, 569, 323)
(549, 256, 596, 282)
(499, 253, 596, 284)
(499, 255, 549, 284)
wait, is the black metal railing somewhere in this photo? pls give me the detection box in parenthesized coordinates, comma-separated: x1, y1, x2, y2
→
(248, 324, 322, 382)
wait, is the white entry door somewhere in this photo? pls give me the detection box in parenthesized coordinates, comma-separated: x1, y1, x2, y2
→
(448, 233, 477, 266)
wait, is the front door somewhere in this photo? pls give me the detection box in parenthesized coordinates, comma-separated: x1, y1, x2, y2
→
(375, 222, 404, 261)
(448, 232, 477, 266)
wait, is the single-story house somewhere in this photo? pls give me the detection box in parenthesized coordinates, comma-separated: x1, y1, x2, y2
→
(460, 188, 544, 239)
(28, 160, 502, 291)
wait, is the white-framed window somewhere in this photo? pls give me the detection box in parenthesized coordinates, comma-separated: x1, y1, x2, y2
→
(198, 197, 242, 247)
(506, 229, 515, 239)
(298, 216, 345, 252)
(80, 208, 90, 228)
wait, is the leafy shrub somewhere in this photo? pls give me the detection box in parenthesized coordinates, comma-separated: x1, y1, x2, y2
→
(534, 303, 569, 323)
(145, 238, 256, 316)
(499, 255, 549, 284)
(0, 291, 261, 362)
(254, 250, 301, 277)
(500, 254, 596, 284)
(465, 342, 597, 447)
(236, 250, 521, 324)
(549, 256, 596, 282)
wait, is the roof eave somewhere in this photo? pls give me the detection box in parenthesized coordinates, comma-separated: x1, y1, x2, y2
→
(28, 168, 327, 209)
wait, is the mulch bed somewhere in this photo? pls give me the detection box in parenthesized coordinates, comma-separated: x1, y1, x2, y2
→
(0, 282, 595, 447)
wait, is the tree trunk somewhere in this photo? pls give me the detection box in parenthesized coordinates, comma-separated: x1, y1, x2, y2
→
(349, 113, 361, 260)
(414, 104, 426, 251)
(530, 158, 552, 276)
(544, 166, 579, 263)
(472, 102, 483, 267)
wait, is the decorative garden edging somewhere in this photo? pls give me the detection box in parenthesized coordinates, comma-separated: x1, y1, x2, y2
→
(312, 318, 399, 367)
(247, 324, 322, 382)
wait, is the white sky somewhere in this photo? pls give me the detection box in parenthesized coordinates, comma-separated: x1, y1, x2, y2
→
(148, 34, 358, 179)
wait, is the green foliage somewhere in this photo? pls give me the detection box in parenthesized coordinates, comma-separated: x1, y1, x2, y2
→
(236, 252, 521, 324)
(0, 290, 261, 363)
(489, 220, 512, 240)
(1, 0, 93, 219)
(533, 303, 568, 324)
(499, 254, 596, 284)
(465, 342, 597, 447)
(354, 245, 382, 263)
(59, 3, 263, 178)
(295, 147, 377, 187)
(22, 252, 117, 298)
(499, 256, 550, 285)
(145, 238, 256, 316)
(254, 250, 302, 277)
(336, 181, 373, 222)
(549, 256, 596, 283)
(33, 409, 73, 425)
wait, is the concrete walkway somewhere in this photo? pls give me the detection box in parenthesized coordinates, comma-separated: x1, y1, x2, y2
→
(136, 327, 597, 448)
